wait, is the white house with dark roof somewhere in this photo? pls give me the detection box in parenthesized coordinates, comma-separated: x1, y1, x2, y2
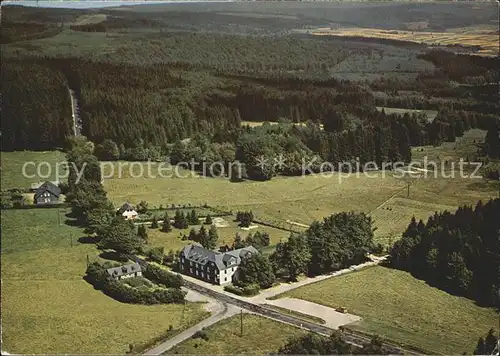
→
(178, 244, 258, 285)
(117, 202, 138, 220)
(106, 263, 142, 281)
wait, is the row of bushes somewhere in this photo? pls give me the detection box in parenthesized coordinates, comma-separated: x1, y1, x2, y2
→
(142, 264, 183, 289)
(223, 284, 260, 297)
(106, 281, 185, 304)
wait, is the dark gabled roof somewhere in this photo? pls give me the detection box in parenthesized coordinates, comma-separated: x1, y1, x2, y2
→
(31, 180, 60, 191)
(106, 263, 141, 277)
(118, 202, 135, 213)
(180, 244, 225, 270)
(34, 181, 61, 199)
(180, 244, 259, 271)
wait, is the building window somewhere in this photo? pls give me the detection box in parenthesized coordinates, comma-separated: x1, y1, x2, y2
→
(224, 277, 227, 282)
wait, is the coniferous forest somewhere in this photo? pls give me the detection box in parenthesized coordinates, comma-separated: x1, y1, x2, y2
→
(389, 198, 499, 307)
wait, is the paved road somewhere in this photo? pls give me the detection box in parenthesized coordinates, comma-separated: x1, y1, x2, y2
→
(68, 87, 82, 136)
(137, 255, 419, 355)
(181, 279, 417, 355)
(143, 294, 241, 355)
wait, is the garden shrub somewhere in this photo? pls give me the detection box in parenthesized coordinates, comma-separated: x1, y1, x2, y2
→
(143, 264, 183, 289)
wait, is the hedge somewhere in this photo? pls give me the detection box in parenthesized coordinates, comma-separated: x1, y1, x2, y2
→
(142, 264, 183, 289)
(85, 262, 185, 305)
(223, 284, 260, 296)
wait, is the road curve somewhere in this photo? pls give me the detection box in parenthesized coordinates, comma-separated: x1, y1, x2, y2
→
(182, 279, 419, 355)
(143, 299, 229, 355)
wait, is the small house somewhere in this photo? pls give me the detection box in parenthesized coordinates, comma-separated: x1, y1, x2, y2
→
(33, 181, 61, 205)
(117, 202, 138, 220)
(106, 263, 142, 281)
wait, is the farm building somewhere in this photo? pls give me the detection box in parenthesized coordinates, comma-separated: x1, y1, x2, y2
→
(33, 181, 61, 205)
(106, 263, 142, 281)
(117, 202, 138, 220)
(179, 244, 258, 285)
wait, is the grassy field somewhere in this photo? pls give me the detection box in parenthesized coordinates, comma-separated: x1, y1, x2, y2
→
(148, 219, 290, 254)
(311, 26, 498, 56)
(166, 314, 306, 355)
(370, 129, 498, 245)
(0, 150, 66, 190)
(412, 129, 487, 164)
(275, 266, 498, 354)
(376, 107, 438, 122)
(1, 208, 209, 354)
(103, 164, 407, 225)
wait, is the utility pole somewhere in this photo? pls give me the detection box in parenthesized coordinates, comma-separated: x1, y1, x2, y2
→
(407, 181, 410, 198)
(240, 309, 243, 337)
(182, 299, 186, 324)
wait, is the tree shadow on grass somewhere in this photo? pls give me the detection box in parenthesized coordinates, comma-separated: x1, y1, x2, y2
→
(78, 235, 99, 244)
(99, 250, 129, 263)
(64, 218, 82, 227)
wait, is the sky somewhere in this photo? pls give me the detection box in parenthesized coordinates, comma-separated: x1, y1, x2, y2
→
(1, 1, 232, 9)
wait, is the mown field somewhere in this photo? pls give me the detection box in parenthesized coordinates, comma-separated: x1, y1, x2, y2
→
(376, 107, 438, 122)
(166, 314, 305, 355)
(311, 25, 499, 56)
(148, 219, 290, 254)
(1, 208, 208, 354)
(102, 164, 406, 225)
(0, 150, 66, 190)
(2, 130, 497, 249)
(274, 266, 498, 354)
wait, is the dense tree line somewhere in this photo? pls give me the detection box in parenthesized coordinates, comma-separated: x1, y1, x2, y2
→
(418, 50, 499, 84)
(1, 21, 62, 44)
(2, 59, 73, 151)
(271, 212, 377, 280)
(484, 122, 500, 159)
(474, 329, 498, 355)
(389, 199, 499, 307)
(65, 137, 115, 227)
(278, 332, 387, 355)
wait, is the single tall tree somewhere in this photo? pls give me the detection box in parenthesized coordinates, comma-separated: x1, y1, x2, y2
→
(97, 217, 143, 259)
(162, 213, 172, 232)
(205, 225, 219, 250)
(151, 215, 158, 229)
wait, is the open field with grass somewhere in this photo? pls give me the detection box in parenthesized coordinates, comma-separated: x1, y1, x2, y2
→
(412, 129, 487, 164)
(148, 219, 290, 254)
(103, 166, 407, 224)
(310, 26, 499, 56)
(1, 208, 208, 354)
(166, 314, 305, 355)
(370, 197, 456, 246)
(0, 150, 66, 190)
(376, 107, 437, 122)
(275, 265, 498, 354)
(241, 121, 324, 130)
(370, 129, 498, 244)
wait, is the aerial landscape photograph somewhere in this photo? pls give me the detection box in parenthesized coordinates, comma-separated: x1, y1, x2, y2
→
(0, 0, 499, 355)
